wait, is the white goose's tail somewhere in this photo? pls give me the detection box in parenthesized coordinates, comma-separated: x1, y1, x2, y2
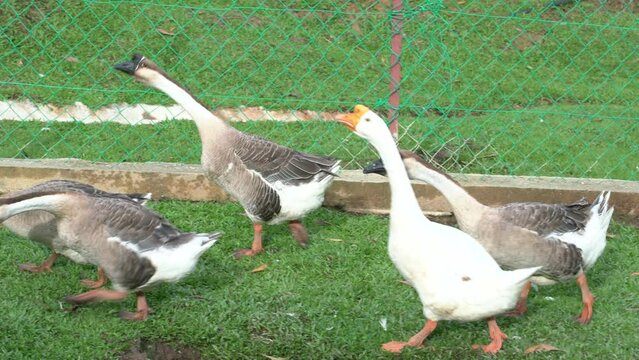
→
(502, 266, 542, 289)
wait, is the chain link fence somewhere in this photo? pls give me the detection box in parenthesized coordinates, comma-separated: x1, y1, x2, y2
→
(0, 0, 637, 180)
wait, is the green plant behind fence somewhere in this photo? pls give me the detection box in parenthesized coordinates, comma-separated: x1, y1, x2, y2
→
(0, 0, 637, 180)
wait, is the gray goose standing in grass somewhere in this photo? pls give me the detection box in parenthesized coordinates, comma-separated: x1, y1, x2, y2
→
(2, 180, 151, 288)
(114, 54, 340, 258)
(364, 149, 614, 324)
(0, 189, 220, 320)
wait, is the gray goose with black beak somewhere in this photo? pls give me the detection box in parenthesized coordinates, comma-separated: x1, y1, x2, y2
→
(364, 150, 613, 324)
(2, 180, 151, 288)
(0, 189, 220, 320)
(114, 54, 340, 258)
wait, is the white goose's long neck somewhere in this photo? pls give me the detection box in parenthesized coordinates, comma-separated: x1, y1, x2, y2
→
(408, 165, 485, 224)
(0, 194, 69, 221)
(150, 76, 229, 144)
(368, 134, 425, 223)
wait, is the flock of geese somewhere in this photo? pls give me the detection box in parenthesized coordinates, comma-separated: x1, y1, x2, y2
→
(0, 54, 614, 353)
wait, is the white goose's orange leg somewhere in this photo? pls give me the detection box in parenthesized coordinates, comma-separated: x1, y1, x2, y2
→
(19, 252, 60, 273)
(472, 317, 508, 354)
(288, 220, 309, 248)
(506, 281, 532, 317)
(234, 223, 264, 259)
(119, 291, 150, 321)
(382, 320, 438, 353)
(576, 272, 595, 325)
(80, 267, 108, 289)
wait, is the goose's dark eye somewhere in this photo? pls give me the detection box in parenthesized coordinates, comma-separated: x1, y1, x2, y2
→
(365, 117, 370, 122)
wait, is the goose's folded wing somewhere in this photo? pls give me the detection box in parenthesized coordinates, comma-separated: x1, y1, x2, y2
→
(97, 199, 184, 252)
(234, 133, 339, 185)
(496, 200, 591, 237)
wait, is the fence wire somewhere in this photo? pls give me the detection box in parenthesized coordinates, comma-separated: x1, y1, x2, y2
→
(0, 0, 637, 180)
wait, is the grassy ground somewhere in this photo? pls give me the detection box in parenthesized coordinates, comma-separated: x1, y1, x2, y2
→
(0, 201, 637, 359)
(0, 0, 637, 180)
(1, 102, 637, 179)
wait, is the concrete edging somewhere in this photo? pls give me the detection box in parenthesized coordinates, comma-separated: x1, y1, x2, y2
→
(1, 158, 638, 219)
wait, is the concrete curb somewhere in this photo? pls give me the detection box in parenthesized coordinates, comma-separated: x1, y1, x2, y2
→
(1, 158, 638, 219)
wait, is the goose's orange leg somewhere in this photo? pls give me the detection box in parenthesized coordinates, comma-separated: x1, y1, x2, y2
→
(119, 291, 150, 321)
(19, 252, 59, 273)
(65, 288, 129, 304)
(576, 272, 595, 325)
(289, 220, 309, 248)
(80, 267, 107, 289)
(472, 317, 508, 353)
(382, 320, 438, 353)
(506, 281, 532, 317)
(234, 223, 264, 259)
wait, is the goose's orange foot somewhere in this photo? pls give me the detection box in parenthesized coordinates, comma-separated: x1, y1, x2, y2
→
(576, 294, 594, 325)
(119, 291, 149, 321)
(18, 253, 59, 273)
(119, 309, 149, 321)
(472, 318, 508, 354)
(382, 341, 411, 353)
(234, 224, 264, 259)
(80, 267, 107, 289)
(576, 273, 595, 325)
(233, 248, 263, 259)
(288, 220, 309, 248)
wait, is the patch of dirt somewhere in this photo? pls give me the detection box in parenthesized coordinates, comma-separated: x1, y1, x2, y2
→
(120, 338, 201, 360)
(615, 214, 639, 229)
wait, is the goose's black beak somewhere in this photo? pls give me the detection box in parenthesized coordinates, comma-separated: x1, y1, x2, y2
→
(113, 53, 145, 75)
(363, 158, 387, 176)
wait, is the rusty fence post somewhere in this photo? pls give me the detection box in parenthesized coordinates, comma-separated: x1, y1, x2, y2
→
(388, 0, 404, 140)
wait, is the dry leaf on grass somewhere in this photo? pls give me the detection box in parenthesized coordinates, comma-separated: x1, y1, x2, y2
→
(251, 263, 268, 273)
(631, 272, 639, 276)
(65, 56, 79, 63)
(157, 28, 176, 36)
(262, 355, 287, 360)
(326, 238, 344, 242)
(524, 343, 560, 354)
(398, 279, 412, 286)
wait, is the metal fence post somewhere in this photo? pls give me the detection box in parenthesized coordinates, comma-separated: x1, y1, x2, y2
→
(388, 0, 404, 140)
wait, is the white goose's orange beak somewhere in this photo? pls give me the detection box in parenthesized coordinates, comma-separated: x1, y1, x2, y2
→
(336, 104, 370, 132)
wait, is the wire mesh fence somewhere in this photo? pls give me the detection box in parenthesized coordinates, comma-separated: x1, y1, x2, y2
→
(0, 0, 637, 180)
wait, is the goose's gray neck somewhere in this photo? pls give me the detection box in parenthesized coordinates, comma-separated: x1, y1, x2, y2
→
(408, 164, 486, 230)
(150, 75, 231, 147)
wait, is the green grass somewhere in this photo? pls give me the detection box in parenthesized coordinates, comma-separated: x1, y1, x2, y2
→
(0, 0, 637, 179)
(1, 102, 637, 180)
(0, 201, 638, 359)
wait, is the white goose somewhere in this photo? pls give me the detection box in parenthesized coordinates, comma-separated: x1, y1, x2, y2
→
(0, 189, 220, 320)
(336, 105, 540, 353)
(364, 150, 614, 324)
(2, 180, 151, 288)
(114, 54, 340, 258)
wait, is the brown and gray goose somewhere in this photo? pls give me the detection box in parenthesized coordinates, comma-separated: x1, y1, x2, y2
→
(114, 54, 340, 258)
(1, 180, 151, 288)
(364, 150, 614, 324)
(0, 189, 220, 320)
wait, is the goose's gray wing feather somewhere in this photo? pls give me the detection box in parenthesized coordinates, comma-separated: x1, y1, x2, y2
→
(7, 180, 147, 204)
(234, 133, 339, 185)
(496, 200, 591, 237)
(93, 197, 186, 252)
(479, 212, 584, 280)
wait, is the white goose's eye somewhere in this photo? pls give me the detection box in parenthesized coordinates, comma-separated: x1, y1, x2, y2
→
(364, 117, 370, 122)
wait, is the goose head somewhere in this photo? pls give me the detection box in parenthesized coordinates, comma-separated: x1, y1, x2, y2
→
(113, 54, 167, 87)
(336, 105, 391, 142)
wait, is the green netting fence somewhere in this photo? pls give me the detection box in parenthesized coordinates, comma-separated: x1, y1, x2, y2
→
(0, 0, 637, 180)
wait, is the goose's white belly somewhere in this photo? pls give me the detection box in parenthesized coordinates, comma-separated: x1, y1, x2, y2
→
(267, 166, 340, 224)
(388, 223, 523, 321)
